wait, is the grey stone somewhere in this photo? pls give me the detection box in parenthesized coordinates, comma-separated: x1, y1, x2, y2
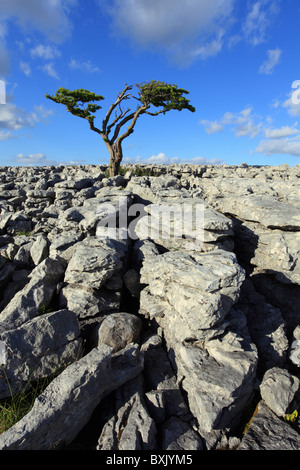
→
(30, 234, 49, 265)
(139, 248, 257, 433)
(0, 309, 82, 399)
(237, 279, 289, 371)
(123, 269, 140, 298)
(5, 213, 32, 235)
(0, 243, 18, 261)
(140, 249, 245, 334)
(60, 284, 120, 319)
(135, 196, 234, 252)
(96, 312, 142, 352)
(132, 239, 160, 270)
(238, 401, 300, 450)
(236, 221, 300, 286)
(260, 367, 300, 417)
(221, 194, 300, 230)
(1, 163, 300, 450)
(161, 417, 203, 450)
(48, 232, 83, 262)
(0, 255, 14, 289)
(0, 269, 29, 311)
(97, 375, 157, 451)
(0, 257, 65, 331)
(175, 319, 258, 433)
(0, 343, 144, 450)
(290, 326, 300, 367)
(13, 241, 33, 266)
(64, 237, 126, 290)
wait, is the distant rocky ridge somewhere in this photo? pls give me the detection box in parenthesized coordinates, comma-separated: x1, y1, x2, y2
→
(0, 162, 299, 450)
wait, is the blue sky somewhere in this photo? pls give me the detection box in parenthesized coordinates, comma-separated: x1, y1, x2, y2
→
(1, 0, 300, 167)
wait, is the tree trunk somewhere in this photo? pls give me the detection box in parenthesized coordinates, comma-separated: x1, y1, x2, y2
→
(108, 143, 122, 177)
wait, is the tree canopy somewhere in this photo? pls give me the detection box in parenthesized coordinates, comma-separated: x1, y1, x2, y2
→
(46, 80, 196, 176)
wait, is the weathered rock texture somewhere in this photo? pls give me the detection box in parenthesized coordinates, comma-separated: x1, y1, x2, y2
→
(0, 162, 299, 450)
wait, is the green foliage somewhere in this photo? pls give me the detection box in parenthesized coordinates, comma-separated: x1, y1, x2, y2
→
(45, 88, 104, 122)
(0, 344, 86, 434)
(0, 374, 52, 434)
(15, 230, 32, 237)
(284, 410, 298, 423)
(38, 304, 53, 315)
(138, 80, 196, 114)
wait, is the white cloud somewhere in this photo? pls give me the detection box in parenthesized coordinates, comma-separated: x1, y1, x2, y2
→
(243, 0, 279, 46)
(124, 152, 224, 165)
(200, 120, 224, 134)
(0, 0, 76, 75)
(259, 48, 282, 74)
(100, 0, 236, 65)
(256, 136, 300, 157)
(30, 44, 61, 60)
(40, 62, 59, 79)
(0, 129, 12, 140)
(15, 153, 48, 165)
(20, 61, 31, 76)
(234, 120, 261, 138)
(0, 103, 34, 130)
(264, 125, 299, 139)
(188, 156, 224, 165)
(13, 153, 86, 166)
(190, 30, 225, 61)
(201, 108, 262, 138)
(0, 0, 77, 43)
(31, 104, 53, 123)
(0, 102, 53, 135)
(147, 153, 180, 165)
(69, 59, 100, 73)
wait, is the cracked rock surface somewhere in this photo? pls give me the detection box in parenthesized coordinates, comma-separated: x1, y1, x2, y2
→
(0, 162, 299, 450)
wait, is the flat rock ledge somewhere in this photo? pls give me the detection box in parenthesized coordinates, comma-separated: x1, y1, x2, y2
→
(0, 162, 299, 451)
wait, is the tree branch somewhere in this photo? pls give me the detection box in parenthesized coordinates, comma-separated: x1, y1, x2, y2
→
(144, 109, 167, 117)
(116, 104, 149, 146)
(106, 104, 131, 136)
(102, 84, 133, 135)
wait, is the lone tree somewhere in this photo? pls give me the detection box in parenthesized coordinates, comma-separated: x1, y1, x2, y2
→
(46, 81, 196, 176)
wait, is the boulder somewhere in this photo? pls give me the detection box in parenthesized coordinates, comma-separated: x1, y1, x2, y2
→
(139, 249, 258, 433)
(134, 195, 234, 252)
(30, 234, 49, 265)
(289, 325, 300, 367)
(220, 194, 300, 231)
(60, 284, 120, 319)
(140, 249, 245, 334)
(0, 343, 144, 450)
(64, 237, 127, 290)
(161, 417, 203, 451)
(238, 401, 300, 450)
(259, 367, 300, 418)
(237, 279, 289, 372)
(96, 312, 142, 353)
(0, 309, 82, 399)
(0, 257, 65, 332)
(97, 377, 157, 451)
